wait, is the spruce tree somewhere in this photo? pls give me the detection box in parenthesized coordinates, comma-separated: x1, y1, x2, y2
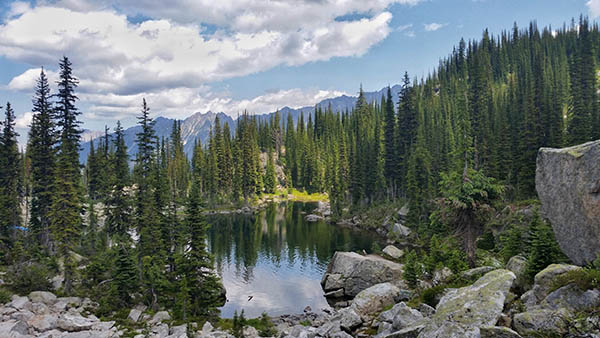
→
(0, 102, 21, 253)
(28, 69, 57, 250)
(105, 121, 131, 239)
(49, 56, 83, 294)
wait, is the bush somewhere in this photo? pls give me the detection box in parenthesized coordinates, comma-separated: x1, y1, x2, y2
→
(7, 262, 53, 294)
(0, 288, 11, 304)
(477, 230, 496, 250)
(421, 285, 446, 307)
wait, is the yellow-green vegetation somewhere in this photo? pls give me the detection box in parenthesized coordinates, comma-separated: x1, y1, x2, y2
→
(551, 268, 600, 293)
(345, 200, 406, 230)
(0, 287, 11, 304)
(285, 188, 328, 202)
(217, 312, 276, 337)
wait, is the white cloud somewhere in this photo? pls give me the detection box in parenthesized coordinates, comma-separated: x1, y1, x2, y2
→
(15, 111, 33, 128)
(587, 0, 600, 18)
(424, 22, 447, 32)
(0, 1, 416, 121)
(7, 68, 59, 91)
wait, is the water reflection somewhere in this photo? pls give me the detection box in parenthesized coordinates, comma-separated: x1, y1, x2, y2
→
(207, 202, 377, 318)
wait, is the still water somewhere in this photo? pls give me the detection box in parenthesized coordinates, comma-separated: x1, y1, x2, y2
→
(206, 202, 378, 318)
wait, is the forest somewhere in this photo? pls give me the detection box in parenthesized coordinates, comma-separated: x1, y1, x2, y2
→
(0, 17, 599, 322)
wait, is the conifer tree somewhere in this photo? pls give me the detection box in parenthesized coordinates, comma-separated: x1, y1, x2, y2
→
(105, 121, 131, 239)
(49, 56, 83, 294)
(264, 150, 277, 194)
(0, 102, 21, 253)
(28, 69, 56, 249)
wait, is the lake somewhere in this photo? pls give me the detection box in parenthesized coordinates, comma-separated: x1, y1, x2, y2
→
(207, 202, 378, 318)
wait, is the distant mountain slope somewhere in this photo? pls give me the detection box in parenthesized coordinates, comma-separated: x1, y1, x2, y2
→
(79, 85, 401, 162)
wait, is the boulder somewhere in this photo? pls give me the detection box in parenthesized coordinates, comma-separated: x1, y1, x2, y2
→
(339, 307, 362, 331)
(202, 321, 213, 335)
(520, 264, 581, 308)
(505, 256, 529, 291)
(416, 304, 435, 317)
(479, 326, 522, 338)
(30, 302, 51, 315)
(382, 245, 404, 260)
(350, 282, 403, 322)
(419, 269, 516, 338)
(390, 224, 411, 238)
(28, 314, 58, 332)
(305, 214, 324, 222)
(322, 252, 404, 299)
(536, 140, 600, 265)
(170, 324, 188, 338)
(377, 303, 424, 331)
(28, 292, 57, 306)
(151, 310, 171, 324)
(242, 326, 259, 338)
(9, 296, 30, 310)
(540, 283, 600, 312)
(57, 313, 95, 332)
(460, 266, 495, 279)
(383, 324, 425, 338)
(432, 267, 453, 286)
(0, 319, 29, 337)
(513, 308, 571, 337)
(128, 308, 142, 322)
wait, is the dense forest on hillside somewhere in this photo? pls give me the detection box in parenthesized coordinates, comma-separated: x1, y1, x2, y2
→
(0, 18, 598, 322)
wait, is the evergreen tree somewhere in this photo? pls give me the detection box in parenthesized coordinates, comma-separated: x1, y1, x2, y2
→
(105, 121, 131, 239)
(49, 56, 83, 294)
(264, 150, 277, 194)
(0, 102, 21, 253)
(28, 69, 57, 250)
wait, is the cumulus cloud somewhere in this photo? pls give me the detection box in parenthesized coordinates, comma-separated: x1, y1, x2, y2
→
(587, 0, 600, 18)
(424, 22, 446, 31)
(7, 68, 59, 91)
(15, 111, 33, 128)
(0, 0, 416, 120)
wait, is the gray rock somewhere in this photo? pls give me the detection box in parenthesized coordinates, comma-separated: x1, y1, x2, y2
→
(0, 319, 29, 337)
(505, 256, 529, 291)
(151, 323, 169, 337)
(460, 266, 495, 279)
(151, 310, 171, 324)
(382, 245, 404, 260)
(383, 324, 425, 338)
(170, 324, 188, 338)
(390, 304, 424, 330)
(536, 140, 600, 265)
(391, 223, 411, 238)
(9, 296, 30, 310)
(520, 264, 581, 308)
(128, 308, 142, 322)
(398, 204, 410, 219)
(513, 308, 571, 336)
(305, 214, 324, 222)
(37, 329, 63, 338)
(322, 252, 405, 299)
(351, 282, 402, 322)
(419, 269, 516, 338)
(339, 307, 362, 331)
(30, 302, 50, 315)
(202, 321, 213, 334)
(416, 304, 435, 317)
(432, 267, 453, 286)
(242, 326, 259, 338)
(28, 314, 58, 332)
(11, 310, 34, 322)
(57, 313, 95, 332)
(479, 326, 522, 338)
(541, 283, 600, 312)
(28, 291, 57, 306)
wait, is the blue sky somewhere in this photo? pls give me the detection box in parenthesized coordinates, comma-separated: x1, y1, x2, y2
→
(0, 0, 594, 133)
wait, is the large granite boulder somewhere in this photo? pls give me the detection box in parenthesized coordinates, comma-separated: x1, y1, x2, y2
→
(505, 256, 529, 291)
(350, 282, 403, 322)
(513, 308, 571, 337)
(418, 269, 516, 338)
(520, 264, 581, 309)
(536, 140, 600, 265)
(322, 252, 404, 299)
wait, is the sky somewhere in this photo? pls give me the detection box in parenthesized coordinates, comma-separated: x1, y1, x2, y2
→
(0, 0, 597, 133)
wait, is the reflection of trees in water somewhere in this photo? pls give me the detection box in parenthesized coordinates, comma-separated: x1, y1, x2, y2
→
(207, 202, 376, 283)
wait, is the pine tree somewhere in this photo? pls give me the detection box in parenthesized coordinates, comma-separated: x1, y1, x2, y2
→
(28, 69, 57, 250)
(0, 102, 21, 253)
(264, 150, 277, 194)
(105, 121, 131, 239)
(526, 212, 564, 279)
(383, 86, 397, 195)
(112, 243, 138, 306)
(49, 56, 83, 294)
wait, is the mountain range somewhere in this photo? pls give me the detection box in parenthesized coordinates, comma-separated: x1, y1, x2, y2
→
(79, 84, 402, 162)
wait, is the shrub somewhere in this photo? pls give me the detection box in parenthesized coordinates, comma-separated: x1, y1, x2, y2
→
(0, 288, 11, 304)
(7, 262, 52, 294)
(477, 230, 496, 250)
(421, 285, 446, 307)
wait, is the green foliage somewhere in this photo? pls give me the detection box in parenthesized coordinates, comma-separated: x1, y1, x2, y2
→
(526, 213, 566, 280)
(477, 230, 496, 250)
(420, 285, 446, 308)
(403, 250, 422, 289)
(432, 168, 504, 267)
(7, 262, 52, 294)
(499, 225, 524, 262)
(0, 288, 11, 304)
(423, 235, 468, 274)
(551, 268, 600, 293)
(232, 310, 246, 338)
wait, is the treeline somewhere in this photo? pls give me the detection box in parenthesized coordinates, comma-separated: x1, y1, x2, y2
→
(0, 59, 224, 320)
